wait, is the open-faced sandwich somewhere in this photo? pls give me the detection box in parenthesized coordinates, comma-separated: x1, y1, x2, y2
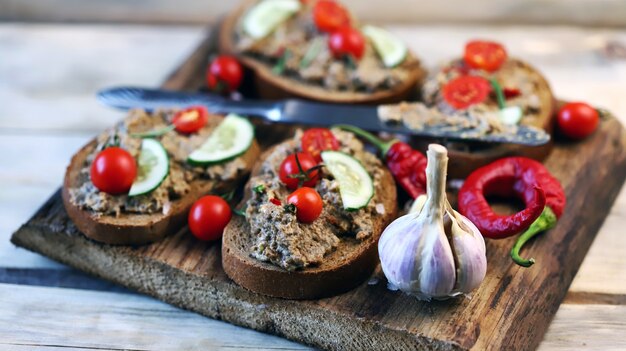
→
(62, 108, 260, 245)
(222, 127, 398, 299)
(219, 0, 425, 104)
(378, 40, 556, 178)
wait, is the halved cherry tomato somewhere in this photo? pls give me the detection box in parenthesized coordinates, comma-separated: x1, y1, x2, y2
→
(287, 187, 323, 223)
(90, 147, 137, 195)
(206, 55, 243, 93)
(328, 27, 365, 60)
(313, 0, 350, 33)
(557, 102, 599, 140)
(442, 75, 491, 110)
(279, 152, 320, 190)
(301, 128, 340, 162)
(172, 107, 208, 134)
(188, 195, 232, 241)
(464, 40, 508, 72)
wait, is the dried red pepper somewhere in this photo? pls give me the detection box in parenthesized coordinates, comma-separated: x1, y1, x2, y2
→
(335, 125, 427, 199)
(458, 157, 566, 267)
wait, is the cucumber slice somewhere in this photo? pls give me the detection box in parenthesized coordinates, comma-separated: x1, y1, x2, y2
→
(362, 25, 408, 67)
(243, 0, 301, 39)
(187, 114, 254, 166)
(499, 106, 523, 125)
(128, 139, 169, 197)
(321, 151, 374, 211)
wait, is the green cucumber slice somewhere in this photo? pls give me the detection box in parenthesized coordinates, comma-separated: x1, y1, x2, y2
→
(128, 139, 169, 197)
(187, 114, 254, 166)
(242, 0, 301, 39)
(362, 25, 408, 67)
(321, 151, 374, 211)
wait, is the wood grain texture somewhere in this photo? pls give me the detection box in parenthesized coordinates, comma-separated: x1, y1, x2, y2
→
(2, 0, 626, 27)
(2, 283, 624, 351)
(10, 30, 626, 351)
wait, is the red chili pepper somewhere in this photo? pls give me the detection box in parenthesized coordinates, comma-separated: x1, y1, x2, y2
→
(458, 157, 566, 267)
(335, 125, 427, 199)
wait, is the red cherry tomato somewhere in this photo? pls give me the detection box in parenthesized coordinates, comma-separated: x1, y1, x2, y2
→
(90, 147, 137, 195)
(206, 55, 243, 93)
(328, 27, 365, 60)
(188, 195, 232, 241)
(464, 40, 508, 72)
(279, 152, 320, 190)
(172, 107, 208, 134)
(313, 0, 350, 33)
(287, 187, 323, 223)
(557, 102, 599, 140)
(442, 75, 491, 110)
(301, 128, 340, 162)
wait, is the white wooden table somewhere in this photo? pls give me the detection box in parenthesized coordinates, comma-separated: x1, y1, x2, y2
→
(1, 23, 625, 350)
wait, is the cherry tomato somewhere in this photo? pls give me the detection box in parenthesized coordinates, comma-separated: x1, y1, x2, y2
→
(301, 128, 340, 162)
(442, 75, 491, 110)
(313, 0, 350, 33)
(557, 102, 599, 140)
(172, 107, 208, 134)
(287, 187, 323, 223)
(464, 40, 508, 72)
(279, 152, 320, 190)
(206, 55, 243, 93)
(188, 195, 232, 241)
(90, 147, 137, 195)
(328, 27, 365, 60)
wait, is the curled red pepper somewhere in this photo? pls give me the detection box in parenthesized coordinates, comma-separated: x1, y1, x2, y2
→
(458, 157, 566, 267)
(334, 125, 427, 199)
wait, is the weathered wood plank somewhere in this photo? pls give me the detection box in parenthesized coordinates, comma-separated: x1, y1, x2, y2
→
(2, 0, 626, 27)
(538, 304, 626, 351)
(0, 283, 624, 351)
(0, 23, 203, 133)
(0, 283, 311, 351)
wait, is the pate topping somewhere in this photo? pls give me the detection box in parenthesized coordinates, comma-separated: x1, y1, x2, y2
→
(68, 109, 248, 217)
(246, 129, 385, 271)
(234, 1, 417, 93)
(379, 59, 545, 136)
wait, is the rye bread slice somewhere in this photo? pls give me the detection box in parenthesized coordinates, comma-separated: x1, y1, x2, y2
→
(420, 58, 556, 179)
(222, 142, 398, 300)
(218, 1, 426, 105)
(62, 134, 260, 246)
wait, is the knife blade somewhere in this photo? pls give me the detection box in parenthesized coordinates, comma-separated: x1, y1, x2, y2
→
(97, 86, 550, 146)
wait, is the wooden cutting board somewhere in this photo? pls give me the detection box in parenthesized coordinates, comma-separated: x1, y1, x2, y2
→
(11, 30, 626, 351)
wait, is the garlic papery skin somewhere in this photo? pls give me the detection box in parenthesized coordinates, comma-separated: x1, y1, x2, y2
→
(378, 144, 487, 300)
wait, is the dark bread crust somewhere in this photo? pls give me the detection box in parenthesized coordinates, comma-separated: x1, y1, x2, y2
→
(424, 58, 556, 179)
(218, 1, 426, 105)
(222, 142, 398, 300)
(62, 139, 260, 246)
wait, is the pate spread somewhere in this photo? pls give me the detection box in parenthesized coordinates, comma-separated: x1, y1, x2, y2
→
(68, 109, 247, 217)
(234, 1, 418, 93)
(379, 59, 545, 136)
(246, 129, 385, 271)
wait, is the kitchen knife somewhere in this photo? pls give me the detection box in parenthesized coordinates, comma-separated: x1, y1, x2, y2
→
(97, 86, 550, 146)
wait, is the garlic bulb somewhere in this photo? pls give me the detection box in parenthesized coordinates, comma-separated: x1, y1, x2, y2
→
(378, 144, 487, 300)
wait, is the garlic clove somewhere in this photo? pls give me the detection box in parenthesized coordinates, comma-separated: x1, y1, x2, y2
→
(448, 208, 487, 294)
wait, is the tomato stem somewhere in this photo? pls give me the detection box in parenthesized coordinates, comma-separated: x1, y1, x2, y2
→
(510, 206, 558, 267)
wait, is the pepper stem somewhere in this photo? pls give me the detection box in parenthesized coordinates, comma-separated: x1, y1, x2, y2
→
(510, 206, 558, 267)
(333, 124, 397, 157)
